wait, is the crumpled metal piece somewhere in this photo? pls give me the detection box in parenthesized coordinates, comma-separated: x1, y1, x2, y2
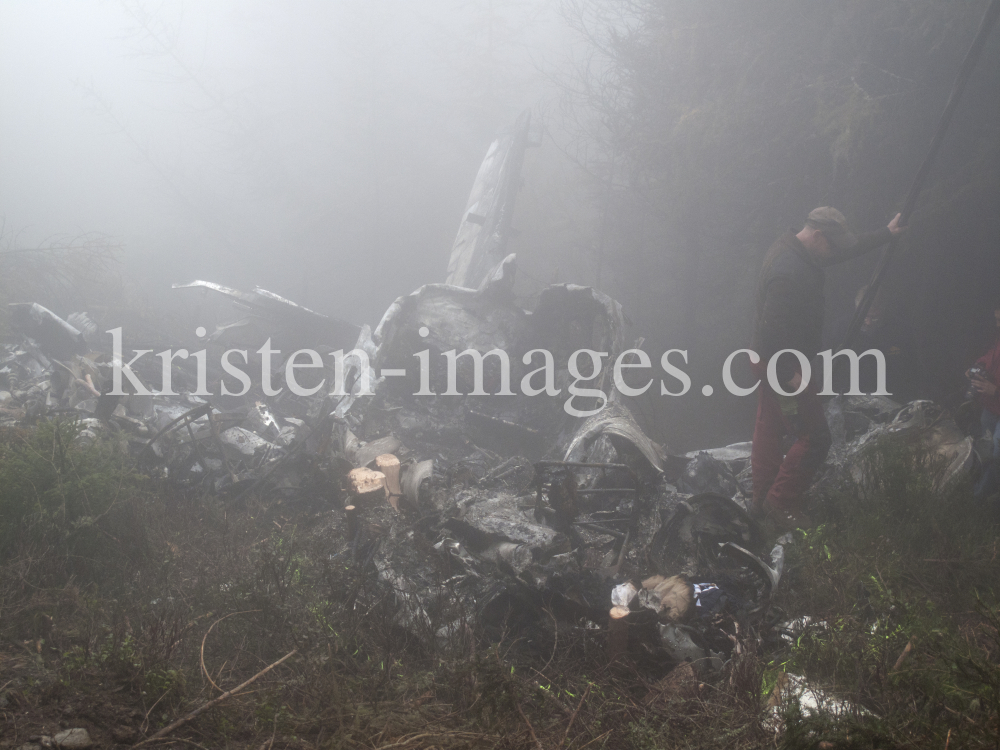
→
(333, 324, 382, 419)
(647, 493, 767, 579)
(477, 541, 533, 574)
(831, 397, 975, 492)
(684, 442, 752, 479)
(219, 426, 274, 458)
(448, 494, 565, 553)
(172, 280, 359, 354)
(8, 303, 88, 358)
(402, 459, 434, 504)
(246, 401, 281, 441)
(563, 401, 665, 475)
(677, 451, 739, 498)
(362, 254, 633, 462)
(657, 623, 724, 673)
(446, 110, 532, 290)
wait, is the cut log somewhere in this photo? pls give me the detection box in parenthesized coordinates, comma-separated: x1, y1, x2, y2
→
(348, 467, 386, 501)
(607, 606, 630, 661)
(375, 454, 402, 510)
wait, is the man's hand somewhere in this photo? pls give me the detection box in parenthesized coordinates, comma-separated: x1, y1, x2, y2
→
(787, 371, 802, 392)
(972, 375, 997, 397)
(887, 213, 906, 236)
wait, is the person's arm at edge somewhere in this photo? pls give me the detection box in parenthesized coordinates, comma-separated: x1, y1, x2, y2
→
(836, 213, 905, 261)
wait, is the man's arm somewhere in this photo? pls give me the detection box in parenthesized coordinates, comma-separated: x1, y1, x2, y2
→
(836, 227, 892, 261)
(836, 213, 905, 261)
(972, 375, 1000, 414)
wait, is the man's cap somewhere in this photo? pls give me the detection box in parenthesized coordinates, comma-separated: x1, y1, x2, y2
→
(806, 207, 857, 251)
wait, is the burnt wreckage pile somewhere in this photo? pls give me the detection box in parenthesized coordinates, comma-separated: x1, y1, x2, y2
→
(0, 112, 983, 682)
(0, 267, 789, 675)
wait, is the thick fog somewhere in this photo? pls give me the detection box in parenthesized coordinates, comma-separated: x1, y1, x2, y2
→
(1, 1, 571, 324)
(3, 1, 999, 451)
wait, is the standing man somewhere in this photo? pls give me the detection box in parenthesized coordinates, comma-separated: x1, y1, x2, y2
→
(750, 207, 905, 530)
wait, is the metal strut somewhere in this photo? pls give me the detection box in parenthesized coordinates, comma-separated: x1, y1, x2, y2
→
(840, 0, 1000, 351)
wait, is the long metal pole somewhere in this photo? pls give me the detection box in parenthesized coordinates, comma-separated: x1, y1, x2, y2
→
(840, 0, 1000, 350)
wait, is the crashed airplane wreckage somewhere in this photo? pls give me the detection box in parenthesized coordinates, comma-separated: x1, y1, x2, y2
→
(0, 111, 983, 677)
(0, 253, 789, 672)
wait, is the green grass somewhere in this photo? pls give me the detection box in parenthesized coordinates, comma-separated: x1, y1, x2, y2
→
(773, 438, 1000, 748)
(1, 421, 998, 748)
(0, 418, 149, 582)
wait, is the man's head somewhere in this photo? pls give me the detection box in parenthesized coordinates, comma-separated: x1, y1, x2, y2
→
(796, 207, 857, 265)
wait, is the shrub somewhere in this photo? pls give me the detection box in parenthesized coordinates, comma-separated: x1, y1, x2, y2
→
(0, 418, 148, 583)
